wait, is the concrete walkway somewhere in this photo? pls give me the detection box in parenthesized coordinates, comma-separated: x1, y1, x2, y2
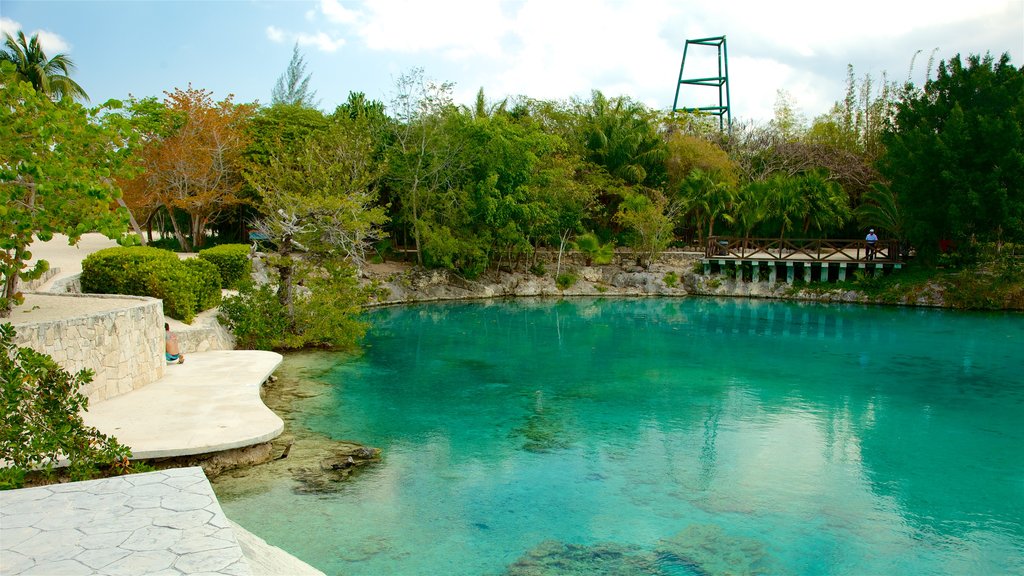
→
(0, 467, 251, 576)
(84, 351, 285, 459)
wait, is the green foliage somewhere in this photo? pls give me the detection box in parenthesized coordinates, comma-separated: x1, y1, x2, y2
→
(184, 258, 222, 311)
(0, 323, 132, 489)
(80, 246, 178, 294)
(80, 247, 221, 323)
(220, 263, 370, 351)
(529, 261, 547, 277)
(198, 243, 251, 288)
(615, 193, 674, 267)
(880, 52, 1024, 264)
(272, 43, 317, 108)
(218, 282, 289, 350)
(573, 232, 614, 265)
(663, 271, 679, 287)
(579, 90, 667, 187)
(556, 272, 578, 290)
(1, 30, 88, 102)
(0, 62, 137, 316)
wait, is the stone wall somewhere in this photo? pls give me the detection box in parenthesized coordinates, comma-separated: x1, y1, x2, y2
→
(12, 294, 165, 402)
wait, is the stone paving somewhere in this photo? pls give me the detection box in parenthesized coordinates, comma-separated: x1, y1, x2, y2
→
(0, 467, 251, 576)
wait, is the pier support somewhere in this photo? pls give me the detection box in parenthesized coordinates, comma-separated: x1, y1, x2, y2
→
(786, 263, 794, 284)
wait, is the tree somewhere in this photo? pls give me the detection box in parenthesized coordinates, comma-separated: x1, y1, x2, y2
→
(677, 168, 735, 246)
(578, 91, 667, 187)
(880, 53, 1024, 262)
(387, 68, 466, 265)
(615, 191, 674, 267)
(244, 111, 387, 331)
(0, 63, 137, 317)
(271, 43, 317, 108)
(1, 30, 88, 102)
(121, 86, 256, 251)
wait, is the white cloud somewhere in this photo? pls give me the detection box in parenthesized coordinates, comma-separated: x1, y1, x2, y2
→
(1, 17, 71, 54)
(320, 0, 360, 24)
(352, 0, 510, 58)
(266, 25, 286, 43)
(297, 31, 347, 53)
(1, 17, 21, 37)
(267, 24, 346, 53)
(293, 0, 1022, 120)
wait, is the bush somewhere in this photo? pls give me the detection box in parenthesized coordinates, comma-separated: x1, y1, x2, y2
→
(220, 265, 369, 351)
(185, 258, 222, 311)
(219, 282, 289, 350)
(556, 272, 578, 290)
(0, 323, 133, 489)
(81, 246, 179, 295)
(81, 247, 221, 323)
(198, 244, 251, 289)
(664, 271, 679, 287)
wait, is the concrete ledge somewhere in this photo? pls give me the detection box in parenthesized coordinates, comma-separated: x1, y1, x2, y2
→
(84, 351, 285, 459)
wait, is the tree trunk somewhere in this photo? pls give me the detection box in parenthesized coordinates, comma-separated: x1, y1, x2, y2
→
(556, 229, 571, 277)
(1, 271, 18, 318)
(168, 208, 193, 252)
(117, 198, 147, 246)
(276, 236, 295, 330)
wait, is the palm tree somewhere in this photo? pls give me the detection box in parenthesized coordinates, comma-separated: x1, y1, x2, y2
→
(1, 30, 88, 102)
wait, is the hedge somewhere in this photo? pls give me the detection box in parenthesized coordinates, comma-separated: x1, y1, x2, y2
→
(81, 246, 222, 323)
(198, 244, 251, 289)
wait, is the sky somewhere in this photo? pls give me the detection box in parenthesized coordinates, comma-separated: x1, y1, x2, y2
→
(1, 0, 1022, 122)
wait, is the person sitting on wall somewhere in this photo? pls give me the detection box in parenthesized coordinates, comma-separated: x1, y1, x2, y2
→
(165, 323, 185, 364)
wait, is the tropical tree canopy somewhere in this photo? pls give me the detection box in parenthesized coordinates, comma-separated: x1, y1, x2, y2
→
(1, 30, 88, 102)
(880, 52, 1024, 261)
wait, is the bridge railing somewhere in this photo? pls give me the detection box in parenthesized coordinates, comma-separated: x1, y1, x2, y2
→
(705, 237, 901, 263)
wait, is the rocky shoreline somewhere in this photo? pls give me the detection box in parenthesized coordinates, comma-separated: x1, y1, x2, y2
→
(362, 250, 956, 309)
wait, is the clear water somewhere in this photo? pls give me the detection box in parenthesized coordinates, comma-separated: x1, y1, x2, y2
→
(216, 298, 1024, 575)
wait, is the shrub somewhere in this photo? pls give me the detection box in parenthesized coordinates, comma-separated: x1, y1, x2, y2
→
(574, 233, 614, 265)
(81, 246, 179, 295)
(220, 265, 369, 351)
(219, 282, 289, 350)
(81, 247, 221, 323)
(185, 258, 222, 311)
(556, 272, 578, 290)
(664, 271, 679, 287)
(0, 323, 133, 489)
(198, 244, 251, 288)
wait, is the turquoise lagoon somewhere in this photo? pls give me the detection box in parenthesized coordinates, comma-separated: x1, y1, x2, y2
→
(216, 298, 1024, 575)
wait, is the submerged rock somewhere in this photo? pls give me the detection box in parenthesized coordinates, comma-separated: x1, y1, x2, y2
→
(290, 441, 382, 494)
(503, 540, 664, 576)
(655, 523, 783, 576)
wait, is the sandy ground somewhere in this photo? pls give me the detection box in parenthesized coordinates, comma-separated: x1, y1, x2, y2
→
(2, 234, 125, 325)
(25, 233, 122, 290)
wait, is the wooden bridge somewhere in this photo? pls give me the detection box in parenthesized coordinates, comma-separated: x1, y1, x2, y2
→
(702, 237, 903, 284)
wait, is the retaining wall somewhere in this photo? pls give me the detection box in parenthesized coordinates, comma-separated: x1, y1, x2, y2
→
(12, 294, 166, 402)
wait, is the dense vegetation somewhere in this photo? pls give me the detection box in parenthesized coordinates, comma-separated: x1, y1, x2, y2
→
(2, 28, 1022, 328)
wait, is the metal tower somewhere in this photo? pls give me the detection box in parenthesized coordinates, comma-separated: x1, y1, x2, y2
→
(672, 35, 731, 132)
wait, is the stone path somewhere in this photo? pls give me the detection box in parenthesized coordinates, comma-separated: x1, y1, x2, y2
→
(0, 468, 250, 576)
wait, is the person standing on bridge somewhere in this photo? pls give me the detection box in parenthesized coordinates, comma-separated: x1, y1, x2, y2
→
(865, 229, 879, 261)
